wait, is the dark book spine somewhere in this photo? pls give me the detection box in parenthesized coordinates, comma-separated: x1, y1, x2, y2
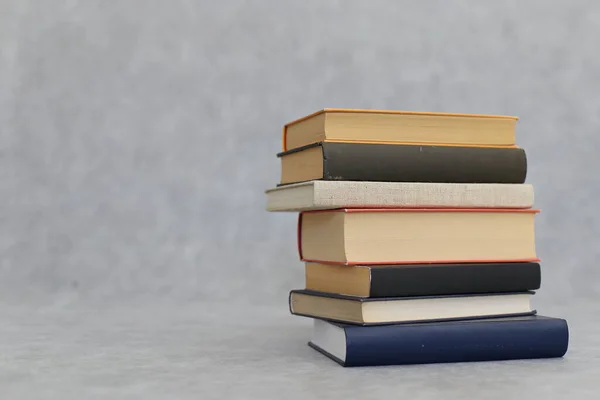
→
(369, 262, 541, 297)
(342, 317, 568, 367)
(321, 142, 527, 183)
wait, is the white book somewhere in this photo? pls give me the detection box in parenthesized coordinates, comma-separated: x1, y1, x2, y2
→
(265, 180, 534, 212)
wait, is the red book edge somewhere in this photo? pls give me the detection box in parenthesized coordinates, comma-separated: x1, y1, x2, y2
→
(301, 208, 541, 215)
(297, 212, 304, 260)
(300, 257, 542, 266)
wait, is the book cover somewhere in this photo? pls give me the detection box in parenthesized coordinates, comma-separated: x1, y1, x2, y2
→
(309, 315, 569, 367)
(304, 262, 541, 297)
(297, 208, 540, 265)
(289, 289, 536, 326)
(278, 142, 527, 185)
(265, 181, 535, 212)
(282, 108, 518, 151)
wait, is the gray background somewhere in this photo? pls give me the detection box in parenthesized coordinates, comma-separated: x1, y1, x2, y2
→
(0, 0, 598, 398)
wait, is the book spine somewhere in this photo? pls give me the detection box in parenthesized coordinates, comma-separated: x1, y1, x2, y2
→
(322, 143, 527, 184)
(343, 318, 569, 367)
(297, 213, 304, 260)
(282, 125, 287, 151)
(369, 262, 541, 297)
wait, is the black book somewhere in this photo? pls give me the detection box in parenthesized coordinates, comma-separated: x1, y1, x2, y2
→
(278, 142, 527, 185)
(305, 262, 541, 298)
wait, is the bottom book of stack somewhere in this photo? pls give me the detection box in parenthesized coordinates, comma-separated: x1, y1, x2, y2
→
(289, 262, 569, 367)
(309, 316, 568, 367)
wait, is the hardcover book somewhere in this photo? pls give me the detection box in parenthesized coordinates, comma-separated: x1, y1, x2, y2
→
(282, 108, 518, 151)
(298, 208, 539, 265)
(278, 142, 527, 185)
(309, 315, 569, 367)
(304, 262, 541, 297)
(265, 181, 535, 212)
(289, 289, 535, 325)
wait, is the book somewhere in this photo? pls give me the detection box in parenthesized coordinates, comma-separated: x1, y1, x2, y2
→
(304, 262, 541, 298)
(289, 289, 535, 325)
(278, 142, 527, 185)
(298, 208, 539, 265)
(265, 181, 535, 212)
(308, 315, 569, 367)
(282, 108, 518, 152)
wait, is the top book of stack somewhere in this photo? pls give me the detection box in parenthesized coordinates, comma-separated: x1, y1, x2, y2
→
(276, 109, 527, 186)
(282, 108, 518, 151)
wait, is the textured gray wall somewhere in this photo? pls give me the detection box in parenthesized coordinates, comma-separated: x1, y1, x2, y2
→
(1, 0, 598, 310)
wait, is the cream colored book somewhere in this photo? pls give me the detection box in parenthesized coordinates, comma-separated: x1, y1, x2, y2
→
(298, 208, 539, 265)
(265, 181, 534, 212)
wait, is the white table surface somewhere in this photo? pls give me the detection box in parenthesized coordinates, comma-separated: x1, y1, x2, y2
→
(0, 300, 597, 400)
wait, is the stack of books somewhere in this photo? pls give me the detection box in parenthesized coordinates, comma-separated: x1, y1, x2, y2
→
(265, 109, 569, 367)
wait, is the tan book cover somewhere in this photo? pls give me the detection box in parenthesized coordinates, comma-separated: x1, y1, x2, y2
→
(298, 208, 539, 265)
(282, 108, 519, 151)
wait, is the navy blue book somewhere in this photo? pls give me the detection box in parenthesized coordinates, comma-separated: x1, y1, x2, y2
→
(308, 315, 569, 367)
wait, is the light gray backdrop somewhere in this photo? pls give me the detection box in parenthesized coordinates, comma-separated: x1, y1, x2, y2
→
(1, 1, 598, 398)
